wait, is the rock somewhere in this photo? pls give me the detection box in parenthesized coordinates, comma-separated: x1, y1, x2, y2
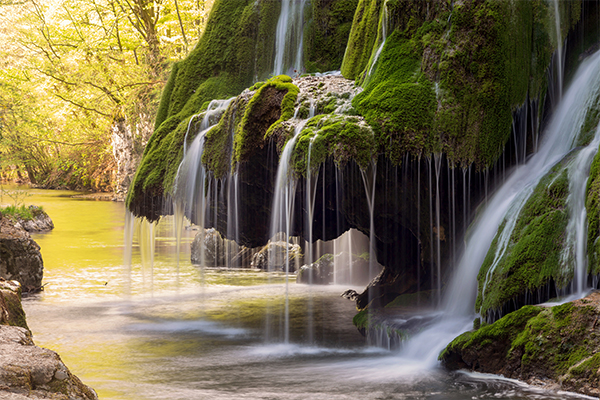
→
(251, 241, 303, 272)
(297, 254, 334, 284)
(0, 279, 28, 329)
(19, 206, 54, 232)
(0, 280, 97, 399)
(0, 218, 44, 292)
(440, 291, 600, 398)
(190, 228, 254, 268)
(191, 228, 225, 267)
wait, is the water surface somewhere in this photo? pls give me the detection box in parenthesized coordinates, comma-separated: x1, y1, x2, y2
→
(14, 188, 592, 400)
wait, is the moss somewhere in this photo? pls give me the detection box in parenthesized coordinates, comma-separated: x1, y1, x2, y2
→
(304, 0, 359, 73)
(290, 114, 376, 176)
(340, 0, 383, 79)
(352, 309, 371, 330)
(202, 96, 248, 179)
(587, 146, 600, 275)
(439, 305, 542, 361)
(508, 303, 596, 376)
(128, 0, 282, 216)
(233, 75, 299, 166)
(476, 163, 571, 319)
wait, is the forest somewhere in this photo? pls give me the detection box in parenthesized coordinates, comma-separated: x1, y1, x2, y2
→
(0, 0, 213, 193)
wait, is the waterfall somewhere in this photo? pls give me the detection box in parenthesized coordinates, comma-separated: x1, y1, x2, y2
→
(398, 50, 600, 365)
(447, 50, 600, 318)
(172, 98, 233, 267)
(273, 0, 308, 76)
(553, 0, 564, 100)
(366, 0, 389, 78)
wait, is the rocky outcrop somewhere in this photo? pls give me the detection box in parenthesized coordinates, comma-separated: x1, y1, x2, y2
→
(0, 279, 97, 400)
(0, 216, 44, 292)
(17, 206, 54, 233)
(440, 291, 600, 398)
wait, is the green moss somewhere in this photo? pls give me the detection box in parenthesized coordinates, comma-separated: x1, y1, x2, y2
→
(304, 0, 359, 73)
(439, 305, 542, 361)
(586, 145, 600, 275)
(0, 287, 29, 331)
(352, 309, 371, 330)
(340, 0, 383, 79)
(233, 75, 299, 166)
(476, 163, 571, 319)
(202, 96, 248, 179)
(128, 0, 282, 214)
(290, 114, 376, 176)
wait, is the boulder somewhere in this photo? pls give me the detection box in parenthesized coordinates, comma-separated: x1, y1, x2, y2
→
(19, 206, 54, 232)
(251, 241, 303, 272)
(297, 254, 334, 284)
(440, 291, 600, 398)
(191, 228, 225, 267)
(0, 218, 44, 292)
(0, 279, 97, 400)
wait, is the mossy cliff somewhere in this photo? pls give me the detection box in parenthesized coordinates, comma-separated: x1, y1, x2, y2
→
(476, 161, 571, 322)
(345, 0, 582, 169)
(127, 0, 357, 219)
(440, 292, 600, 398)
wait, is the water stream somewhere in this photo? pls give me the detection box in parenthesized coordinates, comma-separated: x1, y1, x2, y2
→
(17, 188, 594, 400)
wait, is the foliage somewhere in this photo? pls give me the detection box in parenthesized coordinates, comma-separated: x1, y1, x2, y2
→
(0, 0, 214, 190)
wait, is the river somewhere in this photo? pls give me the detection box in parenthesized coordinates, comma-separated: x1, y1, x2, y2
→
(9, 187, 591, 400)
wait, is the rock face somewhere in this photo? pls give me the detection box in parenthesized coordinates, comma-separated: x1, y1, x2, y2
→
(0, 279, 98, 400)
(440, 291, 600, 398)
(0, 216, 44, 292)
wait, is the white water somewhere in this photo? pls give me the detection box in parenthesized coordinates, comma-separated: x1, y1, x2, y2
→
(273, 0, 308, 76)
(366, 0, 389, 78)
(553, 0, 564, 100)
(395, 51, 600, 365)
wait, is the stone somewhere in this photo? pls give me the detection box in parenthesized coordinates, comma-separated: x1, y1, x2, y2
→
(0, 218, 44, 292)
(251, 241, 303, 272)
(297, 253, 334, 284)
(0, 281, 97, 400)
(440, 291, 600, 398)
(19, 206, 54, 233)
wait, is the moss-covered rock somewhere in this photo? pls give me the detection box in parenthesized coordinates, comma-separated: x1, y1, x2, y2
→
(476, 160, 571, 321)
(441, 292, 600, 398)
(340, 0, 384, 79)
(344, 0, 582, 169)
(291, 114, 376, 176)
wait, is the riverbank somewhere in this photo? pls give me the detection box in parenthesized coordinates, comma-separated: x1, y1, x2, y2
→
(0, 279, 98, 399)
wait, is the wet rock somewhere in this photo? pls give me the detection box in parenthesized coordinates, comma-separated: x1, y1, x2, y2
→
(440, 291, 600, 398)
(191, 228, 225, 267)
(251, 241, 303, 272)
(191, 228, 254, 268)
(0, 218, 44, 292)
(0, 280, 97, 399)
(297, 253, 334, 284)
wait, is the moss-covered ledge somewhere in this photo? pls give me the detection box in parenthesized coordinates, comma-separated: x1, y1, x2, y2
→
(440, 292, 600, 398)
(290, 114, 376, 176)
(343, 0, 583, 169)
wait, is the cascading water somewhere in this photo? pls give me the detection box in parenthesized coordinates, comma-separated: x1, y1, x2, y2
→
(400, 50, 600, 365)
(273, 0, 308, 76)
(172, 98, 233, 268)
(366, 0, 389, 78)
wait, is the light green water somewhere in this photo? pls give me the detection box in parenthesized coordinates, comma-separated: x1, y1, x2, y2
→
(9, 187, 591, 400)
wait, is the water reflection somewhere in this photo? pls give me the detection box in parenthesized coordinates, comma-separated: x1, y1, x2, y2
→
(13, 188, 592, 400)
